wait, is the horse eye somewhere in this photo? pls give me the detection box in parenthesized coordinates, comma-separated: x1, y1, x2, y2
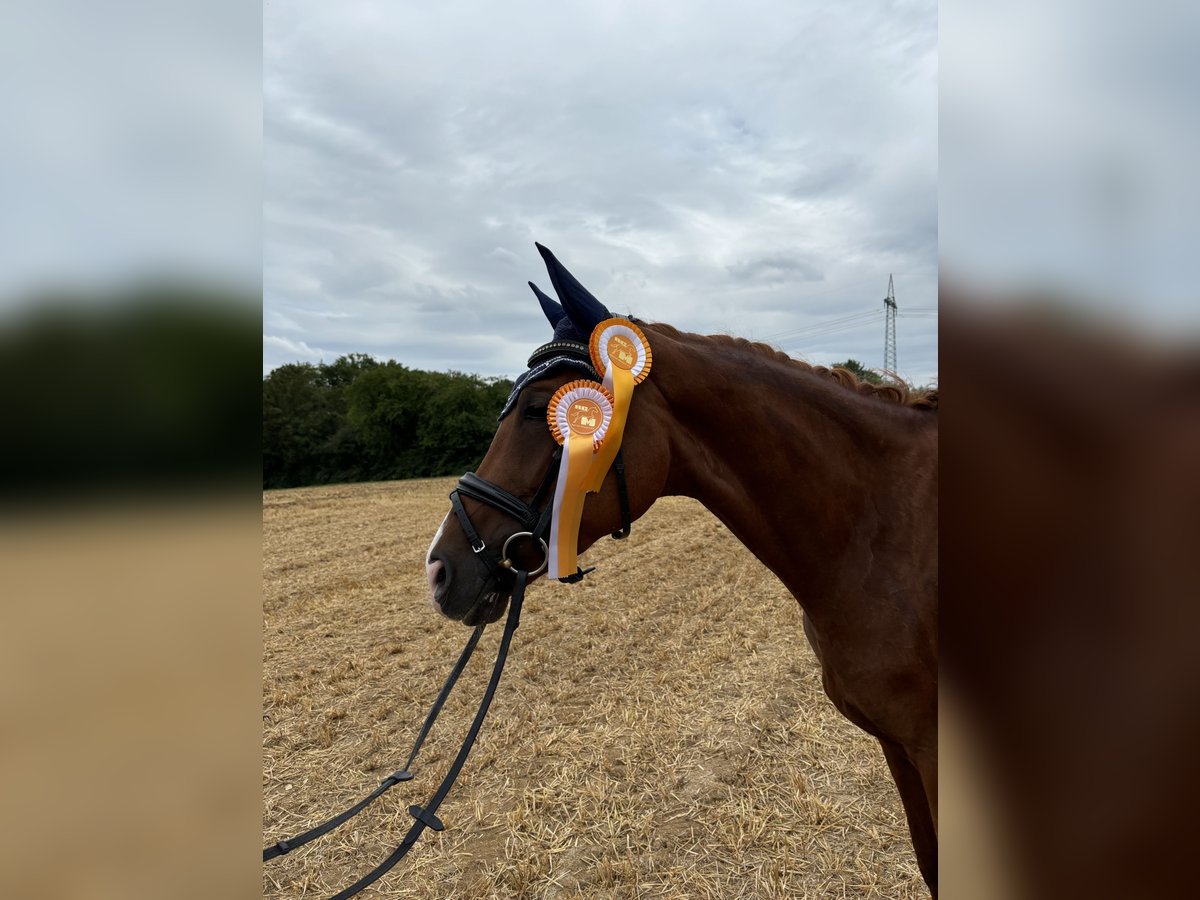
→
(523, 405, 548, 421)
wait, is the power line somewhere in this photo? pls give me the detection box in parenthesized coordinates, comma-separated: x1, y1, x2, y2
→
(784, 314, 884, 342)
(776, 316, 885, 353)
(757, 309, 882, 343)
(752, 278, 933, 362)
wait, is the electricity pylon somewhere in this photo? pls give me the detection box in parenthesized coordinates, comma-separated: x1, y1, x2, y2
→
(883, 274, 898, 375)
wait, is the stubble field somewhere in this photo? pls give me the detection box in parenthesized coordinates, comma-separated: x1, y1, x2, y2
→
(263, 478, 923, 898)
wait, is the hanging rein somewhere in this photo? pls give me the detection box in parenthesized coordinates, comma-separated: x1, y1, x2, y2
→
(263, 339, 632, 899)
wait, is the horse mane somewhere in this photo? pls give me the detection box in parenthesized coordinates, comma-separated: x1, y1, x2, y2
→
(644, 322, 939, 412)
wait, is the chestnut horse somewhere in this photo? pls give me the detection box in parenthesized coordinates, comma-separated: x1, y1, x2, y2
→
(426, 245, 938, 894)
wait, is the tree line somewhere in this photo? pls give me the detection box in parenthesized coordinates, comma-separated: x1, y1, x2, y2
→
(262, 354, 513, 489)
(262, 355, 911, 490)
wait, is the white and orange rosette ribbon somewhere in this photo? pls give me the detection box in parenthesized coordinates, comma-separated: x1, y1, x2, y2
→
(546, 380, 615, 580)
(583, 318, 652, 492)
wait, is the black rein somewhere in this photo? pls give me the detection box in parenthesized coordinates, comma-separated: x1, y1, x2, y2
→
(263, 448, 632, 898)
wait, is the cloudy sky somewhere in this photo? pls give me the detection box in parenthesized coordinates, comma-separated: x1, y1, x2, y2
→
(264, 1, 938, 385)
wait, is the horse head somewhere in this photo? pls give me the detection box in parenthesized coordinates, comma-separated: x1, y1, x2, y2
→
(426, 245, 672, 625)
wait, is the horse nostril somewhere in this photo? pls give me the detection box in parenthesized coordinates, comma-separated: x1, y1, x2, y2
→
(427, 558, 450, 601)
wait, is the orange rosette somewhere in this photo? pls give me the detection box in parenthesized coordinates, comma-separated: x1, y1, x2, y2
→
(545, 380, 614, 579)
(583, 319, 652, 492)
(546, 380, 615, 449)
(588, 318, 652, 386)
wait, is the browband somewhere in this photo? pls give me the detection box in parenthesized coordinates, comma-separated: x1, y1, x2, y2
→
(499, 342, 599, 421)
(527, 340, 592, 369)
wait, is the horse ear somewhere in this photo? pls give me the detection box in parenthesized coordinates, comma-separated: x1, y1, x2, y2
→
(529, 281, 568, 330)
(536, 243, 612, 333)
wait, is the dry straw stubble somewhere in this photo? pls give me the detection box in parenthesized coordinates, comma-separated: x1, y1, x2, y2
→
(263, 479, 923, 898)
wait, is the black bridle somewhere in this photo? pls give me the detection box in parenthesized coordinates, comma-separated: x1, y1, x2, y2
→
(263, 340, 632, 899)
(449, 444, 628, 585)
(449, 337, 632, 586)
(450, 454, 559, 580)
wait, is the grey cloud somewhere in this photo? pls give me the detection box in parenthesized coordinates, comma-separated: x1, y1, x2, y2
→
(486, 247, 522, 266)
(788, 157, 866, 198)
(727, 256, 824, 286)
(265, 1, 938, 386)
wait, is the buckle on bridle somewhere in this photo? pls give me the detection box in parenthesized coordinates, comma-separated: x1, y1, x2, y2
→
(470, 538, 486, 553)
(498, 532, 548, 577)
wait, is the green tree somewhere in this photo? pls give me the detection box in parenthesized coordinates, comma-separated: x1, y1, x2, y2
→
(345, 363, 430, 478)
(262, 363, 341, 487)
(264, 354, 514, 488)
(418, 373, 514, 476)
(320, 353, 379, 389)
(834, 358, 884, 385)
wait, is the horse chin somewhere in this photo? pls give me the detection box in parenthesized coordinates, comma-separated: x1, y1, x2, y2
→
(461, 588, 511, 626)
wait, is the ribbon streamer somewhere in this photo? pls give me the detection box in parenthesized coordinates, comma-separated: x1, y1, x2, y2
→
(583, 319, 652, 493)
(546, 381, 614, 579)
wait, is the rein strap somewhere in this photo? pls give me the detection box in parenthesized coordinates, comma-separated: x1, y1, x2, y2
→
(264, 573, 530, 900)
(325, 571, 529, 900)
(262, 624, 484, 862)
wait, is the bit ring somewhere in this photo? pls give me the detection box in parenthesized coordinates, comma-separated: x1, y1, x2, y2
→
(500, 532, 548, 577)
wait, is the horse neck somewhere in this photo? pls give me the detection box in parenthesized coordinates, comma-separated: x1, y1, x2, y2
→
(649, 327, 934, 614)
